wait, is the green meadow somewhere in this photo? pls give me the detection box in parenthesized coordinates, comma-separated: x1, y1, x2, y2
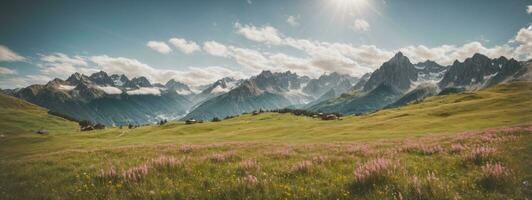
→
(0, 82, 531, 199)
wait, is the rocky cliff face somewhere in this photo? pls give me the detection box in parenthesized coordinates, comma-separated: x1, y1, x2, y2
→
(363, 52, 418, 92)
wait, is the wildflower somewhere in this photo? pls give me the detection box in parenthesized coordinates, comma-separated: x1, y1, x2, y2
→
(271, 148, 292, 158)
(239, 159, 259, 171)
(239, 175, 259, 186)
(353, 158, 394, 184)
(97, 166, 118, 181)
(479, 162, 511, 190)
(312, 155, 327, 164)
(403, 143, 443, 155)
(464, 146, 496, 164)
(290, 161, 313, 173)
(208, 152, 234, 162)
(449, 144, 466, 154)
(151, 156, 183, 169)
(122, 164, 150, 181)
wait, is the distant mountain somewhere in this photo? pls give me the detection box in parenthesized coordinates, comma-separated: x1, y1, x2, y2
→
(351, 73, 371, 91)
(310, 52, 530, 115)
(439, 54, 524, 89)
(414, 60, 447, 81)
(386, 82, 439, 108)
(165, 79, 194, 95)
(193, 77, 240, 102)
(363, 52, 418, 92)
(302, 72, 359, 98)
(308, 83, 403, 114)
(183, 71, 311, 120)
(11, 71, 192, 125)
(184, 70, 363, 120)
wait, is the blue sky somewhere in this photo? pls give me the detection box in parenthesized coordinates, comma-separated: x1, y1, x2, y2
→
(0, 0, 531, 88)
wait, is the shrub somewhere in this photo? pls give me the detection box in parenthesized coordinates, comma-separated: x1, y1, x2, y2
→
(403, 144, 444, 155)
(479, 162, 511, 190)
(208, 152, 234, 163)
(239, 159, 259, 171)
(151, 156, 183, 169)
(122, 164, 150, 182)
(270, 148, 292, 158)
(96, 166, 118, 181)
(448, 143, 467, 154)
(312, 155, 327, 164)
(464, 146, 497, 164)
(351, 158, 395, 191)
(238, 175, 259, 186)
(290, 161, 313, 174)
(406, 172, 451, 199)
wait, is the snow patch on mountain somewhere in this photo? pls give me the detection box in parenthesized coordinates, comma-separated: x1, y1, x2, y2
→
(96, 86, 123, 94)
(176, 89, 192, 95)
(211, 85, 230, 93)
(127, 87, 161, 96)
(58, 85, 75, 91)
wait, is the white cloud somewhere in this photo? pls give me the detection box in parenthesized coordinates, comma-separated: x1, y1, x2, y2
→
(127, 87, 161, 96)
(233, 23, 532, 77)
(90, 54, 243, 86)
(513, 25, 532, 60)
(95, 86, 123, 94)
(146, 41, 172, 54)
(351, 19, 370, 32)
(203, 41, 230, 57)
(0, 67, 17, 75)
(286, 15, 300, 27)
(246, 0, 252, 4)
(0, 45, 26, 62)
(234, 23, 283, 45)
(527, 5, 532, 14)
(38, 53, 98, 79)
(168, 38, 200, 54)
(0, 74, 52, 89)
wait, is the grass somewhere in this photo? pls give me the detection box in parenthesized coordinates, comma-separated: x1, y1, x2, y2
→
(0, 82, 531, 199)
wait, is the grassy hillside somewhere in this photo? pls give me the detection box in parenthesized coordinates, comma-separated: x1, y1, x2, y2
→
(0, 82, 531, 199)
(0, 93, 78, 135)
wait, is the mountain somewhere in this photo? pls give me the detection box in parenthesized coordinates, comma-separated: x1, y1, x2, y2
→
(351, 73, 371, 91)
(165, 79, 194, 95)
(183, 70, 364, 120)
(10, 71, 192, 125)
(193, 77, 240, 102)
(414, 60, 447, 81)
(363, 52, 418, 92)
(386, 82, 439, 108)
(184, 71, 314, 120)
(310, 52, 529, 115)
(439, 54, 523, 89)
(302, 72, 359, 98)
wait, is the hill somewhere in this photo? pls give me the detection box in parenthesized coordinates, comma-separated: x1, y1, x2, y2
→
(0, 93, 78, 135)
(0, 82, 531, 199)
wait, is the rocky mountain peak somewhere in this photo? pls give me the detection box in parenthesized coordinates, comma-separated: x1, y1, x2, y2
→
(127, 76, 152, 88)
(165, 79, 190, 91)
(363, 52, 417, 92)
(89, 71, 114, 86)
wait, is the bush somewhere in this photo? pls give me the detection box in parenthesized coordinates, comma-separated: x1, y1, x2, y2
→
(351, 158, 395, 191)
(479, 162, 511, 190)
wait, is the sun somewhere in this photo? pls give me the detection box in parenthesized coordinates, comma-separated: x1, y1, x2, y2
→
(326, 0, 370, 17)
(329, 0, 368, 9)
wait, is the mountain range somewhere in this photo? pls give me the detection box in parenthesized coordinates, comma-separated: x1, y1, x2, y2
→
(308, 53, 531, 115)
(2, 52, 530, 124)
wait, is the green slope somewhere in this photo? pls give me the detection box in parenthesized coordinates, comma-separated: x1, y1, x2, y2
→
(0, 93, 78, 135)
(0, 82, 531, 199)
(1, 81, 530, 158)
